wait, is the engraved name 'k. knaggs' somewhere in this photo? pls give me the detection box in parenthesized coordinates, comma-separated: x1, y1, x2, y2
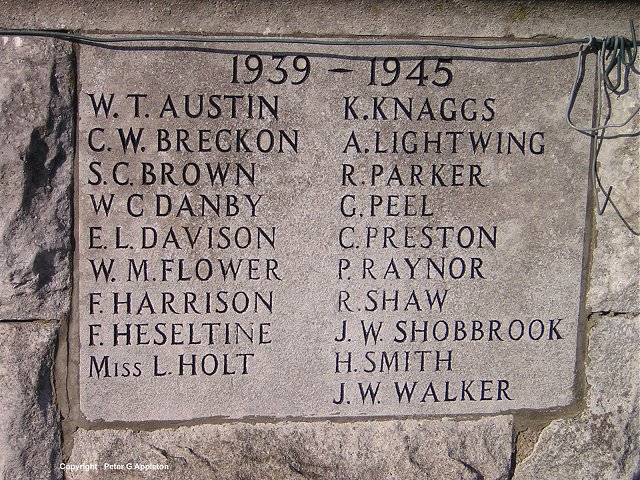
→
(77, 42, 590, 422)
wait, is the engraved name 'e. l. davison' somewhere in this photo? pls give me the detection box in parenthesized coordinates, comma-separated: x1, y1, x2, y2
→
(77, 41, 589, 422)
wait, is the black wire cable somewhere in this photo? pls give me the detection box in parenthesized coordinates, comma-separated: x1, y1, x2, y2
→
(0, 28, 589, 49)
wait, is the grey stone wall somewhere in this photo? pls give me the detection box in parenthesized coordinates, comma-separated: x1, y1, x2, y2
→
(0, 2, 638, 479)
(0, 36, 73, 480)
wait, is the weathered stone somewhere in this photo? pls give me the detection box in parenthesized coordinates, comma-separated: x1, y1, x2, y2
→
(514, 314, 640, 480)
(587, 73, 640, 315)
(0, 1, 637, 39)
(67, 416, 513, 479)
(76, 39, 591, 422)
(0, 321, 61, 480)
(0, 37, 74, 320)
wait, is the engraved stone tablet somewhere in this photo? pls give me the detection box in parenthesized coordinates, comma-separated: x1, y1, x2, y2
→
(77, 40, 591, 422)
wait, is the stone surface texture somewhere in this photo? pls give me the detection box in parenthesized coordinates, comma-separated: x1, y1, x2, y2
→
(77, 41, 589, 421)
(0, 1, 637, 38)
(0, 2, 636, 480)
(0, 321, 61, 480)
(514, 314, 640, 480)
(0, 37, 74, 320)
(587, 73, 640, 315)
(68, 416, 513, 480)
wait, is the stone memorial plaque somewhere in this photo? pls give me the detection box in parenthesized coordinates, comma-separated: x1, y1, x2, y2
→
(77, 40, 591, 422)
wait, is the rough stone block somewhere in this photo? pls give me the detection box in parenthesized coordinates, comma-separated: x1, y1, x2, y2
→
(0, 321, 61, 480)
(514, 314, 640, 480)
(0, 1, 638, 39)
(0, 37, 74, 320)
(587, 73, 640, 315)
(68, 416, 513, 479)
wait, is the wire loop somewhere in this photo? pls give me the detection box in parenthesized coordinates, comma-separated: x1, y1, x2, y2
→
(565, 21, 639, 234)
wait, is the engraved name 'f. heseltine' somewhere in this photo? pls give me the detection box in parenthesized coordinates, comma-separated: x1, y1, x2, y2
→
(77, 43, 587, 421)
